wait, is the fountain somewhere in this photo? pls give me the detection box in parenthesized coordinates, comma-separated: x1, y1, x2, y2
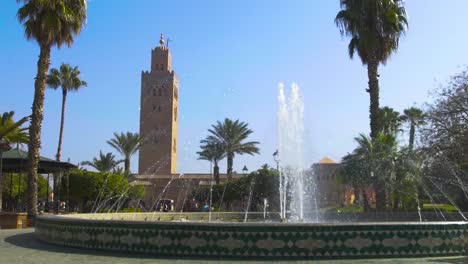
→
(278, 83, 319, 222)
(34, 82, 468, 260)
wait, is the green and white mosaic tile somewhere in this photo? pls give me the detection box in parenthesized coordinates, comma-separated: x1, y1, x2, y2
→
(35, 216, 468, 260)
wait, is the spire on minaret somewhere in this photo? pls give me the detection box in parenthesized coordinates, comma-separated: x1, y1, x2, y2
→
(159, 33, 165, 46)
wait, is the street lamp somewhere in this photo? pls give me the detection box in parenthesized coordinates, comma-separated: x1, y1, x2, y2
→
(242, 165, 248, 176)
(0, 140, 12, 212)
(273, 150, 279, 171)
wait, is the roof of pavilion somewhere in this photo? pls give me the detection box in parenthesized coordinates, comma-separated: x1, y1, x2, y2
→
(1, 148, 77, 173)
(318, 157, 338, 164)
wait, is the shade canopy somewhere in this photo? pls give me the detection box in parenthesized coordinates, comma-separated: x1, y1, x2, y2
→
(1, 148, 77, 173)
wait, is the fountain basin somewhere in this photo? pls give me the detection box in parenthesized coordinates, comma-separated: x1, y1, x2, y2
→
(35, 213, 468, 260)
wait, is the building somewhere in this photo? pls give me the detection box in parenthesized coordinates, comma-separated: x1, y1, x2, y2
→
(311, 157, 344, 207)
(311, 156, 376, 208)
(139, 34, 179, 175)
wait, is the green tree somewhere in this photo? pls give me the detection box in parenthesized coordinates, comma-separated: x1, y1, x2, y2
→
(2, 173, 48, 211)
(335, 0, 408, 140)
(402, 107, 426, 151)
(393, 148, 423, 210)
(82, 151, 122, 173)
(46, 63, 87, 161)
(206, 118, 260, 180)
(378, 106, 403, 136)
(421, 68, 468, 210)
(0, 111, 29, 211)
(106, 132, 142, 176)
(17, 0, 87, 218)
(346, 133, 398, 210)
(61, 169, 135, 212)
(197, 138, 225, 184)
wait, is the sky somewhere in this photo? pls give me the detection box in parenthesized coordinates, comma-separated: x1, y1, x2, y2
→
(1, 1, 467, 174)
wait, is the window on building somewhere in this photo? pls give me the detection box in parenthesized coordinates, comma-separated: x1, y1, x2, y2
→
(158, 88, 162, 96)
(153, 89, 156, 96)
(173, 139, 177, 153)
(174, 88, 178, 100)
(174, 107, 177, 121)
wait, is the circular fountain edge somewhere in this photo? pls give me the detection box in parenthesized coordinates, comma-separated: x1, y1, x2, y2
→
(35, 214, 468, 260)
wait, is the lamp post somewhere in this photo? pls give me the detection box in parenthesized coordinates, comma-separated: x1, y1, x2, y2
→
(242, 165, 248, 176)
(273, 150, 279, 172)
(0, 140, 12, 212)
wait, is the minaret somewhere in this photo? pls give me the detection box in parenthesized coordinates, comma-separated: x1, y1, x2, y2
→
(139, 34, 178, 174)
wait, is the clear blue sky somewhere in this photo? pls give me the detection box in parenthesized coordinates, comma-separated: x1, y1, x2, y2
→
(1, 1, 467, 174)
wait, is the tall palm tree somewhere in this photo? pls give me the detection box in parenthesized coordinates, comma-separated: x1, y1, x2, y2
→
(335, 0, 408, 140)
(47, 63, 87, 161)
(207, 118, 260, 180)
(378, 106, 403, 136)
(106, 132, 142, 176)
(197, 138, 225, 184)
(0, 111, 30, 212)
(335, 0, 407, 211)
(82, 151, 123, 173)
(402, 107, 426, 151)
(17, 0, 87, 218)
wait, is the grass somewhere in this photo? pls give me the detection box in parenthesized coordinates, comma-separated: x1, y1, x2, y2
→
(422, 204, 458, 212)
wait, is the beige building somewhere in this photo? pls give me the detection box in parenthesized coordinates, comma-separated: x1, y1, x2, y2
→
(310, 157, 345, 207)
(139, 34, 178, 175)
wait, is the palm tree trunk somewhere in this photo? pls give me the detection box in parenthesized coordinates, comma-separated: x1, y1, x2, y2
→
(56, 90, 67, 161)
(408, 124, 415, 151)
(214, 161, 220, 185)
(227, 153, 233, 181)
(124, 157, 130, 176)
(27, 44, 51, 220)
(367, 54, 380, 140)
(368, 54, 386, 211)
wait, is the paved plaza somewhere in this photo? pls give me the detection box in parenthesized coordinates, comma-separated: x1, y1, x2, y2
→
(0, 229, 467, 264)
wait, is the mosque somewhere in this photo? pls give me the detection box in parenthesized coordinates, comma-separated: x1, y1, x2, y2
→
(133, 35, 365, 210)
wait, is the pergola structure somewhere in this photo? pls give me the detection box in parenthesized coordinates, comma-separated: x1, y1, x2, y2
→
(0, 147, 77, 212)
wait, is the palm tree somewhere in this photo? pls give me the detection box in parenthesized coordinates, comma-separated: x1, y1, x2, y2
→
(82, 151, 123, 173)
(0, 111, 30, 212)
(17, 0, 87, 218)
(0, 112, 30, 141)
(378, 106, 403, 136)
(335, 0, 408, 140)
(402, 107, 426, 151)
(106, 132, 142, 176)
(207, 118, 260, 180)
(46, 63, 87, 161)
(197, 139, 225, 184)
(352, 133, 398, 210)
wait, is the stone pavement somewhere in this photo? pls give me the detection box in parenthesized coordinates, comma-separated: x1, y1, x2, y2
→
(0, 228, 467, 264)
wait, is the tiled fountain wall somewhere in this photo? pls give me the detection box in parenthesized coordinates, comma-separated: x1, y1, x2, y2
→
(35, 215, 468, 260)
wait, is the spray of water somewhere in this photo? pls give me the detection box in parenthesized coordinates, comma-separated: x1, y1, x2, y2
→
(277, 83, 319, 222)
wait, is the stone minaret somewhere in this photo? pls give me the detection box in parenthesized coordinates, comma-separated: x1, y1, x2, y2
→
(139, 34, 178, 174)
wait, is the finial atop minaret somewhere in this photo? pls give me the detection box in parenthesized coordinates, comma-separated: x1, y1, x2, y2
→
(159, 33, 165, 46)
